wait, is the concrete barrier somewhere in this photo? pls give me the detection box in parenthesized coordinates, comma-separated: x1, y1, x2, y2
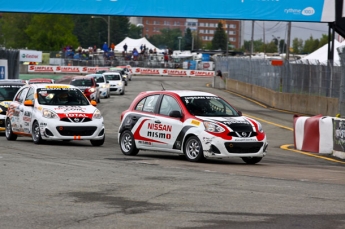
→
(226, 78, 338, 116)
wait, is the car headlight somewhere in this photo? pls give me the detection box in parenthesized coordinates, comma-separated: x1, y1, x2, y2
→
(257, 122, 263, 132)
(101, 84, 106, 88)
(203, 121, 225, 133)
(89, 88, 95, 93)
(43, 109, 59, 119)
(118, 82, 123, 86)
(93, 109, 102, 119)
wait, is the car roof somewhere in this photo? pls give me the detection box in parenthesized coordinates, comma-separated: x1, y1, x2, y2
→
(86, 74, 103, 77)
(143, 90, 216, 97)
(26, 84, 78, 89)
(102, 72, 121, 75)
(71, 76, 93, 80)
(0, 81, 26, 86)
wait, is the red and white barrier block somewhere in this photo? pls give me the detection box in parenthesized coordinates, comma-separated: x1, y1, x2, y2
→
(293, 115, 333, 154)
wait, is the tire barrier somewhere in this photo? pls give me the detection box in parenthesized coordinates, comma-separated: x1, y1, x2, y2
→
(293, 115, 333, 154)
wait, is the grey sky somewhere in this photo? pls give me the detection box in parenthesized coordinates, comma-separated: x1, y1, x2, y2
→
(243, 21, 331, 43)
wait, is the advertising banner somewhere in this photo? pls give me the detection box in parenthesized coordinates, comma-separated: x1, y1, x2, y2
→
(2, 0, 335, 22)
(27, 65, 215, 77)
(20, 50, 42, 62)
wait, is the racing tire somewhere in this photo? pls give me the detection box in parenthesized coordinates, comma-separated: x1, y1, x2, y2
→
(90, 135, 105, 146)
(97, 96, 101, 103)
(241, 157, 262, 164)
(184, 136, 204, 162)
(32, 121, 44, 144)
(5, 118, 17, 141)
(120, 91, 125, 95)
(120, 130, 139, 156)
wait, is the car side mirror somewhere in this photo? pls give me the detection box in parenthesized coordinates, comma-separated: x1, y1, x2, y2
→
(96, 83, 99, 87)
(91, 100, 97, 106)
(24, 100, 34, 106)
(122, 78, 125, 81)
(237, 110, 242, 116)
(106, 81, 109, 83)
(169, 110, 182, 118)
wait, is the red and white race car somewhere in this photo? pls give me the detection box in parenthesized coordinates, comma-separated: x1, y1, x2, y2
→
(118, 90, 268, 164)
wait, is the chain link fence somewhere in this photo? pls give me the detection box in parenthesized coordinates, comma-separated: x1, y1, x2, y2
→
(215, 56, 343, 114)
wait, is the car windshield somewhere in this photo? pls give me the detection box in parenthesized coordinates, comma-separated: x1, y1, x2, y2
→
(105, 74, 121, 81)
(93, 76, 105, 83)
(181, 96, 239, 117)
(37, 88, 90, 105)
(0, 85, 23, 101)
(70, 79, 93, 86)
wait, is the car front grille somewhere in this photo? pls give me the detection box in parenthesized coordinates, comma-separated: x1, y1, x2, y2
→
(228, 132, 257, 137)
(110, 88, 118, 91)
(224, 142, 264, 154)
(60, 118, 92, 123)
(56, 126, 97, 136)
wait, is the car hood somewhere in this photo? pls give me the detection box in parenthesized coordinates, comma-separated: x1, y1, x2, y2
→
(108, 80, 122, 83)
(196, 116, 256, 132)
(48, 105, 97, 119)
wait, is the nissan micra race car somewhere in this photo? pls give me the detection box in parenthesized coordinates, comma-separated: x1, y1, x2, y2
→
(118, 91, 268, 164)
(0, 81, 26, 131)
(5, 84, 105, 146)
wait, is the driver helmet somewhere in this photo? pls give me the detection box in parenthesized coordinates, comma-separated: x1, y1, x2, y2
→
(58, 92, 69, 102)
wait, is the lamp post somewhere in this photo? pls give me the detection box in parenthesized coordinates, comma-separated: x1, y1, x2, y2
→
(272, 35, 281, 54)
(91, 16, 110, 46)
(178, 36, 182, 51)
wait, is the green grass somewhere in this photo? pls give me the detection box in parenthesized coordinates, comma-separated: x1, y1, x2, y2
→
(19, 74, 64, 80)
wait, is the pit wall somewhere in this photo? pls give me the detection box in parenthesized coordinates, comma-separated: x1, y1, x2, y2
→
(225, 78, 338, 117)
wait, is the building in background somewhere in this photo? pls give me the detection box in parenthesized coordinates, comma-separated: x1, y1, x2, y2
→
(130, 17, 243, 49)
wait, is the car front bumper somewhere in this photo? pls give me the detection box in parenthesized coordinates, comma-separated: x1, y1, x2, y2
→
(109, 85, 124, 94)
(39, 118, 105, 141)
(198, 132, 268, 159)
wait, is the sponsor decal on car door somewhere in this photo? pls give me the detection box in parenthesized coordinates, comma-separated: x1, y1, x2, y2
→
(139, 116, 183, 149)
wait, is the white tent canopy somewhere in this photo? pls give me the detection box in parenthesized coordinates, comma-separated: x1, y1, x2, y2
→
(300, 40, 343, 65)
(115, 37, 164, 54)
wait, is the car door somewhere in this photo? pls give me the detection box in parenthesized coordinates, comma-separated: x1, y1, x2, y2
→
(154, 95, 184, 150)
(21, 87, 35, 134)
(11, 87, 29, 133)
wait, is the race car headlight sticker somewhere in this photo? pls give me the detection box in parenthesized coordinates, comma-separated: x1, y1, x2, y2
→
(101, 84, 106, 88)
(203, 121, 225, 133)
(93, 109, 102, 119)
(42, 109, 58, 119)
(118, 82, 123, 86)
(257, 122, 263, 132)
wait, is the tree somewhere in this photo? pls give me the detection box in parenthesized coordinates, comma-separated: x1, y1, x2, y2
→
(148, 28, 182, 50)
(26, 14, 79, 51)
(128, 24, 142, 39)
(0, 13, 33, 49)
(212, 22, 227, 50)
(265, 41, 278, 53)
(242, 39, 265, 53)
(73, 15, 130, 49)
(319, 34, 328, 47)
(292, 38, 303, 54)
(184, 28, 192, 50)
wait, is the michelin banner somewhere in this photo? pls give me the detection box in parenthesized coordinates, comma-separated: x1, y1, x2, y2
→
(2, 0, 335, 22)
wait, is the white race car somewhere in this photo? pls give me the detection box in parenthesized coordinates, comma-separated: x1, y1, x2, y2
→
(86, 74, 110, 98)
(118, 90, 268, 164)
(103, 72, 125, 95)
(5, 84, 105, 146)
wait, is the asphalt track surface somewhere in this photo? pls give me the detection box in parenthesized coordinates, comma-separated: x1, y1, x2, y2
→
(0, 76, 344, 229)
